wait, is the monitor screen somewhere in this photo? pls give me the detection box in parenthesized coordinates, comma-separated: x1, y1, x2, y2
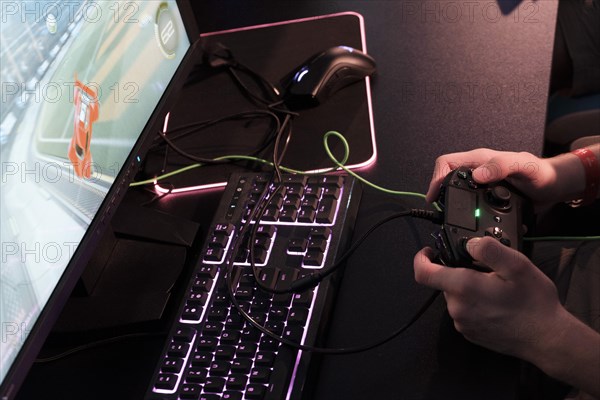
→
(0, 1, 198, 396)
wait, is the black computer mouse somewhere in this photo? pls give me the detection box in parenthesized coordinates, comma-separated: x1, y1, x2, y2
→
(281, 46, 376, 110)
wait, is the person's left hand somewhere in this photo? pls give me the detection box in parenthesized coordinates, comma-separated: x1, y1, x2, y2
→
(413, 237, 565, 362)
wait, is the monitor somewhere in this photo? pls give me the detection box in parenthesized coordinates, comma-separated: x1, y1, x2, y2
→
(0, 1, 199, 397)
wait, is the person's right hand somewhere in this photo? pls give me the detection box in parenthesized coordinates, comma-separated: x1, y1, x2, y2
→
(425, 148, 581, 207)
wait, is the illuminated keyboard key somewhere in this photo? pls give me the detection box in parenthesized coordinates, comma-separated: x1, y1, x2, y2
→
(303, 251, 324, 267)
(155, 373, 177, 390)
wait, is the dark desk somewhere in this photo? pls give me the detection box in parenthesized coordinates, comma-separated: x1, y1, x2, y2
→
(191, 2, 558, 399)
(18, 1, 559, 399)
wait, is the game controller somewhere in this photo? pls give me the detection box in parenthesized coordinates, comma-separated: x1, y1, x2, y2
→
(433, 167, 532, 269)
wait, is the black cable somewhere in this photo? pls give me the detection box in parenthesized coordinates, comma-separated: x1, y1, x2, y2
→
(159, 39, 443, 352)
(152, 96, 293, 173)
(202, 39, 300, 116)
(250, 209, 442, 295)
(134, 37, 443, 357)
(228, 66, 279, 107)
(157, 130, 232, 165)
(272, 113, 294, 182)
(201, 48, 443, 353)
(151, 110, 282, 147)
(149, 39, 298, 179)
(224, 191, 442, 354)
(149, 38, 441, 354)
(153, 110, 281, 158)
(227, 255, 440, 354)
(268, 100, 299, 117)
(244, 109, 298, 293)
(150, 111, 284, 182)
(289, 211, 411, 293)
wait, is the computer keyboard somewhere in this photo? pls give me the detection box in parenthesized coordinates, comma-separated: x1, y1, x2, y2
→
(145, 172, 362, 400)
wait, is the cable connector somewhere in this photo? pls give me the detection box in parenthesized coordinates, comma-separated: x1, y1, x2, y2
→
(290, 272, 323, 292)
(410, 209, 443, 224)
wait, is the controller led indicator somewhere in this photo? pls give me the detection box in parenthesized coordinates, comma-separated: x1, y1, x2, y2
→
(474, 208, 481, 218)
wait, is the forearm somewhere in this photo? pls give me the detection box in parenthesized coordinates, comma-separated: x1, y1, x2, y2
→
(528, 307, 600, 398)
(548, 143, 600, 203)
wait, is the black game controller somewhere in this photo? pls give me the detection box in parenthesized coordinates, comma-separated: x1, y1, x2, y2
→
(433, 167, 532, 269)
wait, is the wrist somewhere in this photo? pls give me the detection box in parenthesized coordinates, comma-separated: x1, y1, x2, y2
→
(569, 146, 600, 206)
(525, 306, 574, 375)
(547, 152, 587, 203)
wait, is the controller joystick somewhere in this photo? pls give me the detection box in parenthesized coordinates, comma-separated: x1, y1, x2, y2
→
(433, 167, 532, 269)
(487, 186, 512, 209)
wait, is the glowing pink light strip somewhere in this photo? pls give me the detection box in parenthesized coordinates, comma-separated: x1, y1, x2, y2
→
(155, 181, 228, 194)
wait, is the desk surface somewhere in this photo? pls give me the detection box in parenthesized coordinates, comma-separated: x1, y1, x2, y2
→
(18, 1, 559, 399)
(193, 3, 559, 399)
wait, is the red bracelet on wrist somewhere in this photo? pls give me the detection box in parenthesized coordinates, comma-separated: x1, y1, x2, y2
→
(571, 147, 600, 206)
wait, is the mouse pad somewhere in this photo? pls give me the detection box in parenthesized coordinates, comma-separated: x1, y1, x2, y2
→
(143, 12, 376, 191)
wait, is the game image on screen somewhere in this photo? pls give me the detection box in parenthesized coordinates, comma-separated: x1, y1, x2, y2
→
(1, 0, 189, 384)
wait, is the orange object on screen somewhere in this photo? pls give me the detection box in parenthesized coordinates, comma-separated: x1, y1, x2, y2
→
(68, 77, 99, 179)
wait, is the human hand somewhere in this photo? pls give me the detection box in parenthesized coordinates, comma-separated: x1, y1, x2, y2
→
(413, 236, 565, 361)
(425, 148, 581, 207)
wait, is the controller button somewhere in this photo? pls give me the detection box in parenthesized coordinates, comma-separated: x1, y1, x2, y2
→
(452, 179, 461, 186)
(459, 237, 474, 261)
(467, 180, 478, 189)
(494, 216, 502, 223)
(500, 238, 511, 247)
(457, 170, 468, 179)
(487, 186, 511, 208)
(492, 227, 503, 238)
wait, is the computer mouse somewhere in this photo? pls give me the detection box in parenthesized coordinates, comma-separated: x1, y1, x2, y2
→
(281, 46, 376, 110)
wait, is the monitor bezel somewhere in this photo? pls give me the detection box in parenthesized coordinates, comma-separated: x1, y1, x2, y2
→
(0, 1, 200, 398)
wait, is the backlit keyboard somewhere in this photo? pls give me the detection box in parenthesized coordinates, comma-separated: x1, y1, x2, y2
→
(145, 172, 362, 400)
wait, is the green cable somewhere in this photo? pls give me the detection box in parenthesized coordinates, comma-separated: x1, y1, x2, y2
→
(322, 131, 441, 210)
(129, 164, 203, 187)
(524, 236, 600, 242)
(129, 131, 438, 211)
(131, 131, 598, 241)
(131, 131, 439, 209)
(129, 131, 350, 187)
(129, 153, 345, 187)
